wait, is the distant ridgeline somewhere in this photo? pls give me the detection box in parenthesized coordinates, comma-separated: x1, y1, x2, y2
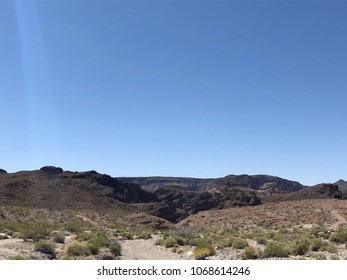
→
(0, 166, 345, 224)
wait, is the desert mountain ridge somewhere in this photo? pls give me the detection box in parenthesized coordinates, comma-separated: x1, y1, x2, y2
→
(0, 166, 345, 224)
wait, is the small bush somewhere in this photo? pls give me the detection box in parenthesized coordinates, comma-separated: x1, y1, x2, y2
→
(34, 240, 56, 255)
(329, 229, 347, 243)
(232, 238, 248, 249)
(291, 240, 310, 256)
(311, 238, 329, 252)
(155, 238, 164, 246)
(193, 247, 215, 260)
(255, 236, 267, 245)
(164, 237, 177, 248)
(22, 222, 51, 241)
(241, 246, 261, 260)
(88, 232, 109, 250)
(67, 243, 90, 256)
(314, 253, 327, 260)
(139, 232, 151, 240)
(175, 236, 188, 246)
(262, 242, 290, 258)
(8, 255, 32, 260)
(110, 241, 122, 256)
(52, 232, 65, 244)
(192, 238, 212, 248)
(64, 221, 83, 234)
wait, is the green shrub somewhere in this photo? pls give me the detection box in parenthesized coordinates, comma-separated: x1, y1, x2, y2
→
(262, 242, 290, 258)
(67, 243, 91, 256)
(329, 229, 347, 243)
(155, 238, 164, 246)
(291, 240, 310, 256)
(192, 238, 212, 248)
(314, 253, 327, 260)
(175, 236, 188, 246)
(311, 238, 329, 252)
(88, 232, 109, 250)
(232, 238, 248, 249)
(241, 246, 261, 260)
(34, 240, 56, 255)
(64, 221, 83, 234)
(8, 255, 32, 260)
(110, 241, 122, 256)
(255, 236, 267, 245)
(139, 232, 151, 240)
(163, 237, 177, 248)
(77, 232, 94, 241)
(193, 247, 215, 260)
(330, 255, 340, 260)
(52, 232, 65, 244)
(22, 222, 51, 242)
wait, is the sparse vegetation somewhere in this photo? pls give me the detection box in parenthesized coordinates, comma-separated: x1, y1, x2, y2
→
(110, 241, 122, 256)
(34, 240, 56, 255)
(262, 242, 290, 258)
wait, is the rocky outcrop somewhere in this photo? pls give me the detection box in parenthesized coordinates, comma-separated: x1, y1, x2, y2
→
(40, 166, 64, 174)
(0, 169, 7, 174)
(145, 188, 261, 222)
(119, 174, 305, 193)
(334, 180, 347, 193)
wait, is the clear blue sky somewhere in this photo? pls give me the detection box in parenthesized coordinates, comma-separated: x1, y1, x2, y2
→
(1, 1, 346, 185)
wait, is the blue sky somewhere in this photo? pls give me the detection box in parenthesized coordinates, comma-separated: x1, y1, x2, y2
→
(0, 1, 346, 185)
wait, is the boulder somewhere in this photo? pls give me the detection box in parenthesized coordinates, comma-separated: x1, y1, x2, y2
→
(40, 166, 64, 174)
(0, 169, 7, 174)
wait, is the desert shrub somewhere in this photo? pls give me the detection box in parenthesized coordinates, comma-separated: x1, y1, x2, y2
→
(190, 238, 213, 249)
(67, 243, 91, 256)
(52, 232, 65, 244)
(314, 253, 327, 260)
(139, 232, 151, 240)
(291, 240, 310, 256)
(77, 232, 94, 241)
(255, 236, 267, 245)
(232, 238, 248, 249)
(241, 246, 261, 260)
(155, 238, 164, 246)
(64, 221, 84, 234)
(8, 255, 33, 260)
(121, 231, 133, 240)
(193, 247, 215, 260)
(330, 255, 340, 260)
(311, 238, 329, 252)
(87, 243, 99, 255)
(22, 222, 51, 241)
(88, 232, 109, 249)
(329, 229, 347, 243)
(34, 240, 56, 255)
(175, 236, 189, 246)
(110, 241, 122, 256)
(262, 242, 290, 258)
(163, 237, 177, 248)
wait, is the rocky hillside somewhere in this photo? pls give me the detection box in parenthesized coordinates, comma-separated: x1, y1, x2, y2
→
(0, 167, 262, 223)
(118, 174, 305, 193)
(260, 183, 344, 203)
(334, 179, 347, 193)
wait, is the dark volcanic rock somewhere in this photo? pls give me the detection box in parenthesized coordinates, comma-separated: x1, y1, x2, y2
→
(262, 183, 345, 203)
(119, 174, 305, 193)
(334, 179, 347, 193)
(0, 169, 7, 174)
(69, 171, 158, 203)
(148, 188, 261, 222)
(40, 166, 64, 174)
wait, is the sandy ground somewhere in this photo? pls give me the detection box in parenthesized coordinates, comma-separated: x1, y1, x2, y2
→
(119, 236, 191, 260)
